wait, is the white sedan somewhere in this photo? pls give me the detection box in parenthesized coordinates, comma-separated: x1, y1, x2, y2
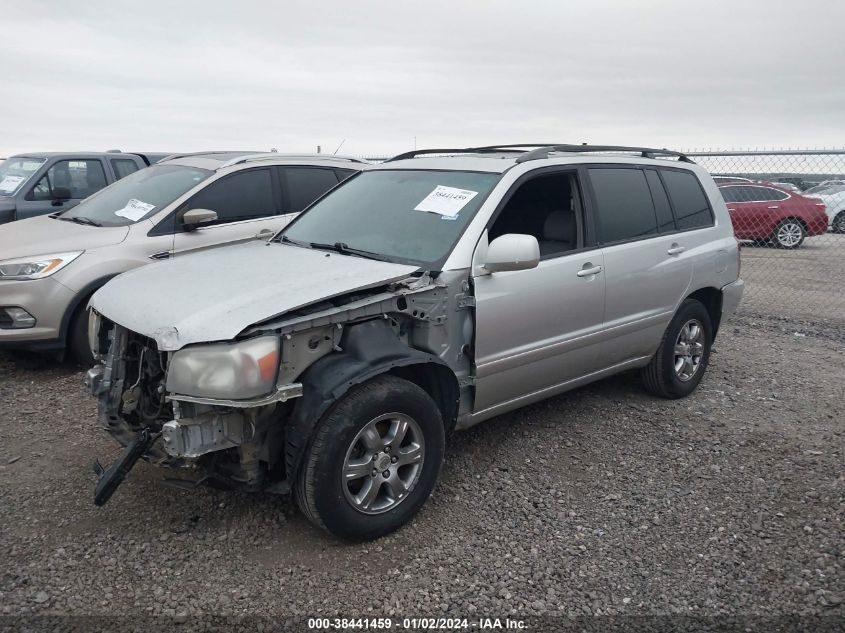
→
(812, 185, 845, 233)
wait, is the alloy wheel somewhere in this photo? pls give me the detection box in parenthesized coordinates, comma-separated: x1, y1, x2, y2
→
(342, 413, 425, 515)
(776, 221, 803, 247)
(674, 319, 704, 382)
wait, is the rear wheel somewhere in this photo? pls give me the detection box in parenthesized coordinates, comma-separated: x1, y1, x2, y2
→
(642, 298, 713, 399)
(295, 375, 445, 541)
(832, 211, 845, 234)
(771, 218, 805, 249)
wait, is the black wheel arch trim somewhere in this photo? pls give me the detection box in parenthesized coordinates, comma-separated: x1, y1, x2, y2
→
(57, 274, 120, 348)
(282, 318, 459, 483)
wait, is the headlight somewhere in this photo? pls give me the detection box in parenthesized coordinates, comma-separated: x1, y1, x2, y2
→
(0, 251, 83, 281)
(166, 335, 280, 400)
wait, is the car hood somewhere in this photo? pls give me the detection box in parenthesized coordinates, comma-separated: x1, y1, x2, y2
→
(0, 215, 130, 259)
(91, 241, 419, 350)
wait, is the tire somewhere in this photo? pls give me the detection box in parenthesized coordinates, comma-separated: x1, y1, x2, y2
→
(832, 212, 845, 234)
(771, 218, 805, 249)
(642, 298, 713, 399)
(295, 375, 445, 541)
(67, 303, 95, 367)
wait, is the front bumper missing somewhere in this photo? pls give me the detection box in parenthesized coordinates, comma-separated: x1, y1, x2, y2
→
(165, 383, 303, 408)
(93, 428, 156, 506)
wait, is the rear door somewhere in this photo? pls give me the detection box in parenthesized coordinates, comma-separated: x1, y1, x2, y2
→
(171, 167, 287, 256)
(720, 185, 781, 240)
(588, 166, 694, 366)
(16, 158, 108, 220)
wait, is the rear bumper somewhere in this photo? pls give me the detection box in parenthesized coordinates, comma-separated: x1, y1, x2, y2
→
(721, 278, 745, 321)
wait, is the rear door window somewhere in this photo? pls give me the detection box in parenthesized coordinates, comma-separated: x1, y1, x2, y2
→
(644, 169, 676, 233)
(281, 167, 341, 212)
(589, 168, 658, 244)
(660, 169, 714, 230)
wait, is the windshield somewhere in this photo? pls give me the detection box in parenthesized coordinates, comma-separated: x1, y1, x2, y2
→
(0, 157, 46, 196)
(60, 164, 212, 227)
(280, 169, 501, 266)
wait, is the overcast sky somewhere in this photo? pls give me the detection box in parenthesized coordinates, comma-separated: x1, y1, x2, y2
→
(2, 0, 844, 158)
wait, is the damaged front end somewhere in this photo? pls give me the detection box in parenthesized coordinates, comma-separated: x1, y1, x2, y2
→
(85, 270, 470, 506)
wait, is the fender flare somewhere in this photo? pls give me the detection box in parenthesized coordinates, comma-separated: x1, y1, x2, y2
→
(283, 318, 458, 482)
(58, 275, 120, 346)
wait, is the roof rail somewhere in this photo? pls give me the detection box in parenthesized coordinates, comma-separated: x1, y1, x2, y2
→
(387, 144, 693, 164)
(386, 144, 556, 162)
(218, 153, 371, 169)
(158, 151, 259, 163)
(514, 144, 694, 163)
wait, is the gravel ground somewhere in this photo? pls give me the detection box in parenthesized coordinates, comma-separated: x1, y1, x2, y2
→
(0, 312, 842, 632)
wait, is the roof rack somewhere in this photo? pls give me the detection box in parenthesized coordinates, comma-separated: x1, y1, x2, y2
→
(514, 144, 694, 163)
(386, 144, 557, 162)
(386, 144, 693, 164)
(218, 153, 371, 168)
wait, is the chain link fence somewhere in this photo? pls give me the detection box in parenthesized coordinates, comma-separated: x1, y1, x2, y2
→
(684, 150, 844, 328)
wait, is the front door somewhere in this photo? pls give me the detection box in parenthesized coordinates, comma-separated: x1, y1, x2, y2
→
(171, 167, 293, 257)
(17, 158, 108, 220)
(471, 169, 607, 413)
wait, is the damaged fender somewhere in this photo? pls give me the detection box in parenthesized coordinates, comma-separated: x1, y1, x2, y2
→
(283, 318, 459, 482)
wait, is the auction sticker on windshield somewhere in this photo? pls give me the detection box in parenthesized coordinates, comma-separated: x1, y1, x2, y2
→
(414, 185, 479, 217)
(0, 175, 25, 193)
(115, 199, 156, 221)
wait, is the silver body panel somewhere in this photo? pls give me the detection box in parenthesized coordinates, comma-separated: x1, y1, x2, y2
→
(88, 150, 744, 474)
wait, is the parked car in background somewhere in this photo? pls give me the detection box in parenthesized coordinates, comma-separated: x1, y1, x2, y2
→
(712, 175, 752, 184)
(770, 181, 801, 193)
(804, 179, 845, 194)
(718, 182, 828, 248)
(810, 184, 845, 233)
(0, 152, 366, 364)
(0, 151, 170, 224)
(85, 144, 743, 540)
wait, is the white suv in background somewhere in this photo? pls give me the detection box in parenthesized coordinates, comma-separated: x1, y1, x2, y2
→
(0, 152, 366, 363)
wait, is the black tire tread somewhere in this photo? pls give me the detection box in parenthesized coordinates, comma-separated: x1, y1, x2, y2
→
(294, 374, 441, 539)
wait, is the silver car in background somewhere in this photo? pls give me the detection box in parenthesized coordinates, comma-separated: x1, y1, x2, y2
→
(87, 144, 744, 541)
(0, 152, 366, 363)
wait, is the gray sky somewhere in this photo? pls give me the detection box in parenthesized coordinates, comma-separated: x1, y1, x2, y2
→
(2, 0, 844, 157)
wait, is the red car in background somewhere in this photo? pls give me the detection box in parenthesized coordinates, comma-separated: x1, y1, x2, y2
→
(718, 182, 828, 249)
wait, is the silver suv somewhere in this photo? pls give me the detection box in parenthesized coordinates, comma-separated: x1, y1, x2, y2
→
(86, 144, 744, 541)
(0, 152, 365, 364)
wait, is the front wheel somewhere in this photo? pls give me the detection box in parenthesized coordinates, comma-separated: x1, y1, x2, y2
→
(642, 298, 713, 399)
(772, 218, 805, 249)
(295, 375, 445, 541)
(832, 211, 845, 234)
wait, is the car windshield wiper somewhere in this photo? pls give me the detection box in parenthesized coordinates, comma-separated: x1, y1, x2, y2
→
(308, 241, 390, 261)
(278, 235, 308, 247)
(59, 216, 102, 227)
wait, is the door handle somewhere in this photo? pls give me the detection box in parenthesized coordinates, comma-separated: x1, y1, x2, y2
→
(667, 245, 686, 256)
(767, 205, 779, 209)
(255, 229, 276, 240)
(149, 251, 171, 260)
(576, 265, 603, 277)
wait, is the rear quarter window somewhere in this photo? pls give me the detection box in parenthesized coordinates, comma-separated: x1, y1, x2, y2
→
(660, 169, 714, 230)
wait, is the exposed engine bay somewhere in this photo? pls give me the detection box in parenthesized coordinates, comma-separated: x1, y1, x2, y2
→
(86, 270, 472, 503)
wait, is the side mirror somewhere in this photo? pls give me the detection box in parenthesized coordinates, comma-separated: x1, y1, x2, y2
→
(51, 187, 72, 205)
(182, 208, 218, 231)
(483, 234, 540, 273)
